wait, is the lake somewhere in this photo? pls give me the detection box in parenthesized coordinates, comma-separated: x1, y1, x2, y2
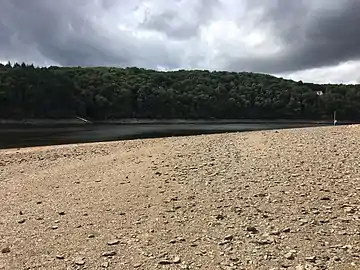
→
(0, 121, 329, 149)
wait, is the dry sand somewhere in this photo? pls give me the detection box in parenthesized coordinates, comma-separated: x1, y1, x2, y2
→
(1, 126, 360, 270)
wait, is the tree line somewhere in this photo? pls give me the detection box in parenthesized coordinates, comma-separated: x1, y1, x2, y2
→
(1, 62, 360, 120)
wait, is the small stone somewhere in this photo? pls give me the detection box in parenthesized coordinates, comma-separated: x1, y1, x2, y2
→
(74, 257, 85, 265)
(246, 226, 258, 233)
(1, 247, 10, 254)
(284, 252, 295, 260)
(269, 230, 281, 236)
(17, 218, 26, 224)
(88, 234, 95, 238)
(282, 228, 291, 233)
(224, 235, 234, 241)
(345, 207, 356, 214)
(173, 256, 181, 264)
(51, 226, 59, 230)
(305, 256, 316, 262)
(56, 254, 65, 259)
(107, 239, 120, 245)
(101, 262, 110, 268)
(58, 211, 66, 215)
(158, 260, 173, 265)
(299, 219, 308, 224)
(102, 251, 117, 257)
(134, 263, 142, 268)
(342, 245, 353, 250)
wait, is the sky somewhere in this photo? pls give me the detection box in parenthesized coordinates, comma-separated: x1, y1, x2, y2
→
(1, 0, 360, 84)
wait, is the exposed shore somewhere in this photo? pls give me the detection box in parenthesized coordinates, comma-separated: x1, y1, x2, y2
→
(1, 126, 360, 269)
(0, 118, 342, 126)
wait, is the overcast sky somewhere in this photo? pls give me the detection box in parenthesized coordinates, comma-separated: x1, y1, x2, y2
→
(1, 0, 360, 84)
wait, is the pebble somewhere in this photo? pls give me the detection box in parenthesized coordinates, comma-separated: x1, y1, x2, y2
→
(51, 226, 59, 230)
(269, 230, 281, 236)
(88, 234, 95, 238)
(158, 260, 173, 265)
(246, 226, 258, 233)
(1, 247, 10, 254)
(173, 256, 181, 263)
(73, 257, 85, 265)
(101, 262, 110, 268)
(102, 251, 117, 257)
(17, 218, 26, 224)
(284, 252, 296, 260)
(133, 263, 142, 268)
(56, 254, 65, 259)
(305, 256, 316, 262)
(58, 211, 66, 215)
(107, 239, 120, 245)
(282, 228, 291, 233)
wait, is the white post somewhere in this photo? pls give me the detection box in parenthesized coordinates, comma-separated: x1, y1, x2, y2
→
(333, 111, 337, 126)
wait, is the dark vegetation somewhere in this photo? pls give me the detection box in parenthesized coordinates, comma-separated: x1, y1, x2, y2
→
(1, 62, 360, 120)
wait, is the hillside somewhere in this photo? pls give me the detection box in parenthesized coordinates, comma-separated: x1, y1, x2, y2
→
(1, 63, 360, 120)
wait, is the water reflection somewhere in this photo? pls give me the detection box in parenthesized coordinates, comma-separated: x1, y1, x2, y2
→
(0, 122, 325, 149)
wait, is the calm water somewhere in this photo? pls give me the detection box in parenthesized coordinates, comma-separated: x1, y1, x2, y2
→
(0, 122, 326, 149)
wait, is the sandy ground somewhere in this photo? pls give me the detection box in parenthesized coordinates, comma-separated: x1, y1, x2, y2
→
(1, 126, 360, 270)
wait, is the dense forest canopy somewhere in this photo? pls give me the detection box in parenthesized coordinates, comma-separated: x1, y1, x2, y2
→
(1, 62, 360, 120)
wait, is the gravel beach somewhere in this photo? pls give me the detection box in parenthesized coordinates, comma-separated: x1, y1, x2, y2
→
(1, 126, 360, 270)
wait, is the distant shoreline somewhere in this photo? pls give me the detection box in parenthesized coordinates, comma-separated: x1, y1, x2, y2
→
(0, 118, 351, 126)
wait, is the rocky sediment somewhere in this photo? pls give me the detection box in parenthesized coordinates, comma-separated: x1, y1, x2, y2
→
(1, 126, 360, 270)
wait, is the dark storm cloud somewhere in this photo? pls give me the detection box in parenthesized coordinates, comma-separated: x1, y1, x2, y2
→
(2, 0, 142, 66)
(0, 0, 171, 67)
(227, 0, 360, 73)
(0, 0, 360, 76)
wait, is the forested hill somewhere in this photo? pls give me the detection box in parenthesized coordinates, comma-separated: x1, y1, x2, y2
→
(1, 63, 360, 120)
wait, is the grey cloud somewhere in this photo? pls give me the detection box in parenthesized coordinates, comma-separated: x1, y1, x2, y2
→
(227, 0, 360, 73)
(140, 0, 220, 40)
(0, 0, 360, 78)
(0, 0, 180, 68)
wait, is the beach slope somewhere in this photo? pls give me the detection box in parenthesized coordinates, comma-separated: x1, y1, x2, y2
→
(1, 126, 360, 270)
